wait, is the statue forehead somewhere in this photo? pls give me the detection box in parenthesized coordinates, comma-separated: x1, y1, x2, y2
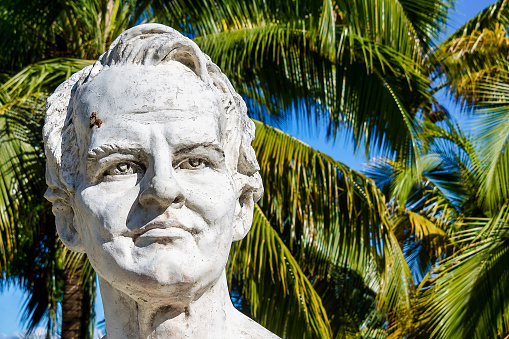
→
(74, 63, 222, 121)
(70, 63, 227, 158)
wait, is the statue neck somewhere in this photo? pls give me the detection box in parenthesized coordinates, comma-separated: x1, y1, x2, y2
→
(98, 272, 237, 339)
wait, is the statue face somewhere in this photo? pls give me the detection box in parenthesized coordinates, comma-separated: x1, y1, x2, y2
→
(72, 64, 238, 302)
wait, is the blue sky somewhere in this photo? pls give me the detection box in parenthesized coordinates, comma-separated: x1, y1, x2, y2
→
(0, 0, 499, 336)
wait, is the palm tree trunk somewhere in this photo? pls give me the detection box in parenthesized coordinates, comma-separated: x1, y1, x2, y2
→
(61, 260, 85, 339)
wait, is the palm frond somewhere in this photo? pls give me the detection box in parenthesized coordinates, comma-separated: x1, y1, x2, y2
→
(417, 205, 509, 338)
(0, 95, 63, 334)
(251, 121, 413, 335)
(0, 0, 65, 71)
(466, 68, 509, 213)
(444, 0, 509, 43)
(0, 58, 96, 334)
(0, 58, 93, 109)
(229, 204, 332, 338)
(435, 1, 509, 108)
(0, 0, 158, 71)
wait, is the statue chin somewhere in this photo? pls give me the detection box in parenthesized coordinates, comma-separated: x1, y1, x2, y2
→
(44, 23, 275, 339)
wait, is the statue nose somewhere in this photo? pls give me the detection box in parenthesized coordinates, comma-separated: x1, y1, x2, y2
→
(139, 170, 185, 209)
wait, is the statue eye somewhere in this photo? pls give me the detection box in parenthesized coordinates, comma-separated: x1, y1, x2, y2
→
(178, 158, 207, 170)
(106, 162, 145, 176)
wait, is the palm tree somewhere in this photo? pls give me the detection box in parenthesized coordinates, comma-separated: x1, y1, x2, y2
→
(364, 1, 509, 337)
(414, 2, 509, 337)
(0, 0, 453, 337)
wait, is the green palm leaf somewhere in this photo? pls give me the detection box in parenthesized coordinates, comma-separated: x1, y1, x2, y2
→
(0, 94, 64, 334)
(245, 121, 413, 336)
(436, 0, 509, 108)
(229, 204, 332, 338)
(465, 69, 509, 214)
(417, 206, 509, 338)
(0, 58, 93, 109)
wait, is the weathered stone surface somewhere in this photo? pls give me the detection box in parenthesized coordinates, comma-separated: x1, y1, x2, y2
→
(44, 24, 278, 339)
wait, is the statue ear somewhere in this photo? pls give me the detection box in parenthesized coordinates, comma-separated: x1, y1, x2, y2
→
(45, 188, 86, 253)
(232, 173, 263, 241)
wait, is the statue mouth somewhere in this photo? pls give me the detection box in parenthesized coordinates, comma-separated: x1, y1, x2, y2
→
(129, 219, 197, 246)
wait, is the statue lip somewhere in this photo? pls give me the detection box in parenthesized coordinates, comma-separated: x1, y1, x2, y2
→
(129, 219, 196, 243)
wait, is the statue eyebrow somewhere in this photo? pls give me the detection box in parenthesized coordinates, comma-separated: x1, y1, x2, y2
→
(86, 144, 140, 163)
(173, 143, 225, 158)
(87, 143, 224, 162)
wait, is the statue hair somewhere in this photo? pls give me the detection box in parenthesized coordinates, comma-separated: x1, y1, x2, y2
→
(44, 24, 262, 208)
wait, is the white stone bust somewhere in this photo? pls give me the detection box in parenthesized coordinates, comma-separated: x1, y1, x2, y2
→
(43, 24, 278, 339)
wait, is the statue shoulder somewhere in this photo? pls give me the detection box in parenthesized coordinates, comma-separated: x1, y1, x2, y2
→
(233, 310, 281, 338)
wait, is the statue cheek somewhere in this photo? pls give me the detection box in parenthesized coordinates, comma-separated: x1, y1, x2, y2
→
(80, 178, 140, 208)
(76, 182, 141, 235)
(186, 183, 236, 221)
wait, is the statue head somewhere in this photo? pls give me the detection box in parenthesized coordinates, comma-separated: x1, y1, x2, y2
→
(43, 24, 263, 301)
